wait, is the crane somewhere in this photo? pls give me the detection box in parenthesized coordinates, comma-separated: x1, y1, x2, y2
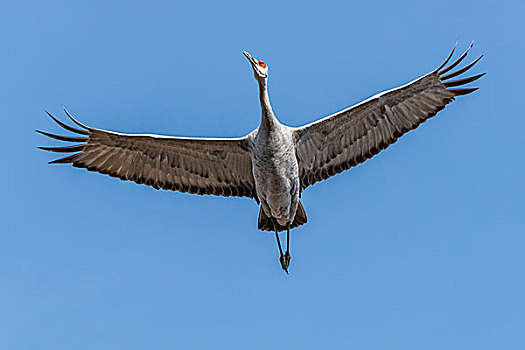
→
(38, 43, 483, 273)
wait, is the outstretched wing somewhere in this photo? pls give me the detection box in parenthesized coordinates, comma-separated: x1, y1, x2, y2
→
(294, 43, 484, 189)
(38, 109, 257, 200)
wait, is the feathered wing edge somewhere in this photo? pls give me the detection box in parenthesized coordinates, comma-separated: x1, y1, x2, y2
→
(37, 108, 91, 163)
(433, 41, 484, 94)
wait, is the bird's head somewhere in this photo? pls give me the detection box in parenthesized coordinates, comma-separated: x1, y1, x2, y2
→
(243, 51, 268, 81)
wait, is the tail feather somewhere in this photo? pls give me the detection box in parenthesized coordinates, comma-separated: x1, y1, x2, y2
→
(295, 200, 307, 226)
(258, 200, 308, 232)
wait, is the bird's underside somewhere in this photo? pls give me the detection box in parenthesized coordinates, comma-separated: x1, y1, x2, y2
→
(38, 43, 483, 273)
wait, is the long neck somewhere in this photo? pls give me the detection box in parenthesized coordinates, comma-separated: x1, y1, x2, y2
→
(258, 78, 278, 130)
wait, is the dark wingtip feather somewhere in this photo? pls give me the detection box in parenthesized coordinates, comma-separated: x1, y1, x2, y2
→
(443, 73, 485, 87)
(448, 87, 479, 96)
(61, 105, 91, 131)
(38, 144, 86, 153)
(48, 153, 81, 164)
(36, 129, 89, 142)
(434, 41, 458, 73)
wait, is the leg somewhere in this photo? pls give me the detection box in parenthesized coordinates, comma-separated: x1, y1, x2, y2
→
(274, 224, 288, 274)
(282, 224, 291, 270)
(275, 231, 288, 274)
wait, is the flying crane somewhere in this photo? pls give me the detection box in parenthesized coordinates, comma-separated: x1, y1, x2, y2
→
(38, 43, 483, 273)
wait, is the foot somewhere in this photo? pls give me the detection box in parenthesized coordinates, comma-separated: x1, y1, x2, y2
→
(280, 251, 291, 274)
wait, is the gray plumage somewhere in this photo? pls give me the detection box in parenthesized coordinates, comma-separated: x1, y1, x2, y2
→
(38, 43, 483, 271)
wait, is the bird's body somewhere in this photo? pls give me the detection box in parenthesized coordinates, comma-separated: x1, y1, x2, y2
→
(38, 44, 483, 273)
(251, 120, 300, 228)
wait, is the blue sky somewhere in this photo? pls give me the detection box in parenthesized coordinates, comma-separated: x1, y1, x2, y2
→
(1, 0, 524, 348)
